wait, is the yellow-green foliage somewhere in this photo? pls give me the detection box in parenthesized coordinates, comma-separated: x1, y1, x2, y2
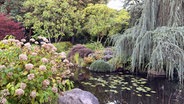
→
(0, 38, 74, 104)
(83, 4, 130, 41)
(53, 41, 73, 53)
(23, 0, 82, 42)
(84, 41, 104, 51)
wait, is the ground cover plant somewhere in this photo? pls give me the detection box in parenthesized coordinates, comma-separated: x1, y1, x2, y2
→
(0, 36, 74, 104)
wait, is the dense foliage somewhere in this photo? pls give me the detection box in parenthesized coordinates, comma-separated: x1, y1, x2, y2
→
(83, 4, 130, 42)
(0, 0, 24, 16)
(0, 37, 74, 103)
(22, 0, 82, 42)
(0, 14, 24, 40)
(53, 42, 73, 53)
(0, 0, 130, 44)
(89, 60, 114, 72)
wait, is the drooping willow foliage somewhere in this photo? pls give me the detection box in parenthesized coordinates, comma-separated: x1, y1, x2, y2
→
(113, 0, 184, 82)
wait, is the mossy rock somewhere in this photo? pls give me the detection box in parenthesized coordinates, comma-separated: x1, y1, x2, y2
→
(89, 60, 115, 72)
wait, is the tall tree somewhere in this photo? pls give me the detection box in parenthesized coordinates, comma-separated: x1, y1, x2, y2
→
(83, 4, 130, 42)
(113, 0, 184, 82)
(23, 0, 82, 42)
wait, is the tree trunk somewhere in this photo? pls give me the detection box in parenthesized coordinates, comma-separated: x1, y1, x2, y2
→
(137, 0, 184, 33)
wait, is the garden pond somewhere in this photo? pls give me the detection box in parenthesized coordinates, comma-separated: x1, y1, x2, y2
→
(73, 69, 184, 104)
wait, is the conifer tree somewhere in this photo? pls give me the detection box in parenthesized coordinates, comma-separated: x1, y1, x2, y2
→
(113, 0, 184, 82)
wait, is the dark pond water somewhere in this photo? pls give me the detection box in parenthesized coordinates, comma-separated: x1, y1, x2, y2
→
(73, 69, 184, 104)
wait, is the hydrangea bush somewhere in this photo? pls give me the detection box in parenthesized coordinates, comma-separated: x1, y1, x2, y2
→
(0, 37, 74, 104)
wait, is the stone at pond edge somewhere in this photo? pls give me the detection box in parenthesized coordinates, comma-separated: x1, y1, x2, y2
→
(58, 88, 99, 104)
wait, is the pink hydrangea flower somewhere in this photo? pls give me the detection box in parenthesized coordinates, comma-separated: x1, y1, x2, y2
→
(52, 87, 58, 93)
(20, 83, 27, 90)
(59, 52, 66, 59)
(65, 70, 71, 74)
(31, 52, 37, 56)
(42, 43, 57, 52)
(21, 39, 26, 42)
(15, 88, 24, 96)
(38, 36, 43, 39)
(0, 65, 6, 69)
(42, 79, 50, 87)
(16, 42, 23, 47)
(39, 65, 47, 71)
(50, 60, 56, 65)
(41, 42, 46, 45)
(35, 41, 39, 45)
(1, 89, 10, 96)
(30, 38, 35, 42)
(25, 63, 34, 71)
(24, 43, 31, 50)
(30, 91, 37, 98)
(1, 40, 8, 44)
(19, 54, 27, 61)
(42, 37, 49, 43)
(63, 59, 69, 63)
(51, 66, 57, 73)
(71, 73, 74, 76)
(27, 74, 35, 80)
(62, 80, 67, 85)
(1, 97, 7, 104)
(69, 63, 74, 67)
(41, 58, 48, 63)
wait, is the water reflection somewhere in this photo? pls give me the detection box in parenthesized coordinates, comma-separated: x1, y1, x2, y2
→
(74, 69, 184, 104)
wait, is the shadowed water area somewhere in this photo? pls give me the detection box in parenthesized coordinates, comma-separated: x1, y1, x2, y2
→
(74, 69, 184, 104)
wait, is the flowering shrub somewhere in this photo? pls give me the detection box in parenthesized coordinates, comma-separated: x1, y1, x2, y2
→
(0, 37, 74, 104)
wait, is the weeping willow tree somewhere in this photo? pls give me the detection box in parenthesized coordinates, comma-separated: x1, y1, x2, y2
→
(113, 0, 184, 82)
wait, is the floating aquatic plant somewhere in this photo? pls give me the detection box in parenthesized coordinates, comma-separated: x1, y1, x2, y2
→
(80, 73, 156, 97)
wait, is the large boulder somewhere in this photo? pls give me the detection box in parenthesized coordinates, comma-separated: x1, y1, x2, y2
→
(58, 88, 99, 104)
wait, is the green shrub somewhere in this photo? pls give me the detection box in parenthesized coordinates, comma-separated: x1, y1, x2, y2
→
(85, 41, 104, 51)
(53, 41, 73, 53)
(0, 38, 74, 104)
(89, 60, 115, 72)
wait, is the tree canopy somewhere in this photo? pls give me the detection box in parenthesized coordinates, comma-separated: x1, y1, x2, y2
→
(22, 0, 82, 42)
(83, 4, 130, 42)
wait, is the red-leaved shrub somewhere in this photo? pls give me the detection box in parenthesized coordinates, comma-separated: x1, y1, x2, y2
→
(0, 13, 25, 40)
